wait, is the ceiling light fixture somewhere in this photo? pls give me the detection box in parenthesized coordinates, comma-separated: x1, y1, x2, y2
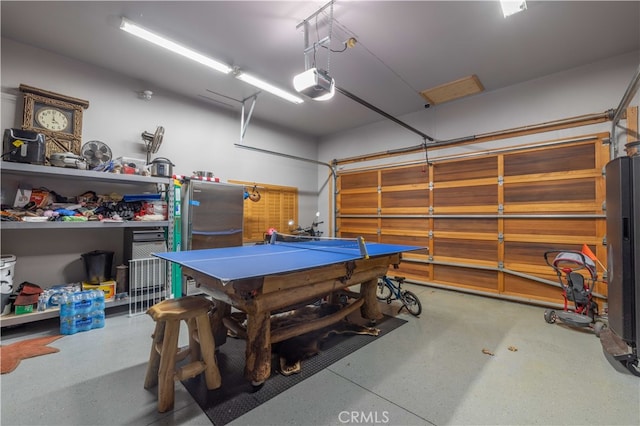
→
(120, 17, 303, 104)
(293, 1, 336, 101)
(500, 0, 527, 18)
(120, 17, 232, 74)
(235, 70, 304, 104)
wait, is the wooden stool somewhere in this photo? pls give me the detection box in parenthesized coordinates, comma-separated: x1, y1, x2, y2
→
(144, 296, 222, 412)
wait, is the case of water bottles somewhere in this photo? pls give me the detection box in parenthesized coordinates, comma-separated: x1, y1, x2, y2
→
(59, 289, 106, 335)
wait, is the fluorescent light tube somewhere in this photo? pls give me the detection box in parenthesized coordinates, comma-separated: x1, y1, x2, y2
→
(236, 72, 304, 104)
(120, 17, 232, 74)
(500, 0, 527, 18)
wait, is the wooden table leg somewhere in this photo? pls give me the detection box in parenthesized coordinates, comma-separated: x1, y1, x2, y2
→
(210, 300, 230, 346)
(244, 311, 271, 384)
(360, 277, 383, 322)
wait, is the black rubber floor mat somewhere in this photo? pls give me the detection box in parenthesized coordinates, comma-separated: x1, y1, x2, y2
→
(181, 314, 407, 425)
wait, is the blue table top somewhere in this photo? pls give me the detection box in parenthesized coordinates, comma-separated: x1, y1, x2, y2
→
(154, 241, 421, 284)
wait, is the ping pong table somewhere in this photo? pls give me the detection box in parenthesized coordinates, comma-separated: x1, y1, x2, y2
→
(154, 238, 420, 384)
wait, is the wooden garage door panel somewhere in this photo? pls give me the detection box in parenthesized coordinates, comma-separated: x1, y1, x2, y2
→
(434, 157, 497, 181)
(339, 218, 377, 229)
(335, 133, 608, 308)
(434, 218, 498, 233)
(380, 235, 429, 254)
(381, 189, 430, 209)
(381, 165, 428, 186)
(504, 178, 595, 203)
(434, 185, 497, 207)
(504, 241, 586, 269)
(434, 265, 498, 291)
(504, 143, 595, 176)
(381, 218, 428, 233)
(434, 238, 497, 262)
(340, 171, 378, 190)
(393, 262, 431, 281)
(504, 274, 563, 301)
(340, 231, 379, 242)
(504, 218, 599, 237)
(340, 192, 378, 212)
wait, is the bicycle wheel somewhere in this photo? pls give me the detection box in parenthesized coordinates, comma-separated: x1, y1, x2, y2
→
(376, 278, 392, 300)
(401, 290, 422, 316)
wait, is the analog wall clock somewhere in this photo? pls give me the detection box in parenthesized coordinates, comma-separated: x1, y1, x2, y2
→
(19, 84, 90, 163)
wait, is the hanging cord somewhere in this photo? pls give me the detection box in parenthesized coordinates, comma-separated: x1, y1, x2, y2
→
(331, 16, 422, 97)
(423, 137, 432, 167)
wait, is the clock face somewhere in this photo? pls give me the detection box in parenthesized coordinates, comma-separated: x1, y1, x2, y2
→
(36, 108, 70, 132)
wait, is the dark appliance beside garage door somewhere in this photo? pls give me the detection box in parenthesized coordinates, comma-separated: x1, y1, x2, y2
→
(600, 154, 640, 376)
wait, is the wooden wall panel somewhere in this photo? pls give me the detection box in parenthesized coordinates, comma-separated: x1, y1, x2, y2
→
(232, 181, 297, 243)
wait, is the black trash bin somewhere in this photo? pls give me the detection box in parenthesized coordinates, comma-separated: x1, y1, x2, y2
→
(81, 250, 114, 284)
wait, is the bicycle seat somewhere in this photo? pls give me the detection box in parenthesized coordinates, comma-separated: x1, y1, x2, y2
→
(393, 276, 406, 283)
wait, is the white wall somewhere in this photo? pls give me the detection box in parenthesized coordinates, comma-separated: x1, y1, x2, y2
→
(0, 38, 320, 286)
(1, 38, 320, 216)
(318, 50, 640, 236)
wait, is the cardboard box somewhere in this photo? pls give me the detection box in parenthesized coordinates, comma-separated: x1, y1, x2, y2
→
(82, 280, 116, 301)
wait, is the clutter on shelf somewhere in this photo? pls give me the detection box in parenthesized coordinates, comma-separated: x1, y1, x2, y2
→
(1, 187, 167, 223)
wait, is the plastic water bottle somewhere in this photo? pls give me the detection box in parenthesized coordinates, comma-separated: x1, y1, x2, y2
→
(60, 313, 79, 335)
(37, 293, 47, 312)
(91, 309, 105, 329)
(77, 313, 93, 332)
(78, 291, 94, 315)
(93, 290, 105, 311)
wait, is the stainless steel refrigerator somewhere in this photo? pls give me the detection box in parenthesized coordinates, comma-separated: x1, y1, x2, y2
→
(601, 154, 640, 376)
(181, 179, 244, 250)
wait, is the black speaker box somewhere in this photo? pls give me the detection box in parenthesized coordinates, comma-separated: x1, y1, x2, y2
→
(2, 129, 46, 165)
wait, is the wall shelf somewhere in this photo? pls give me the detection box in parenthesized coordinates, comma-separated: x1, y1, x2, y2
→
(1, 220, 169, 230)
(0, 297, 129, 328)
(0, 160, 175, 328)
(0, 161, 171, 185)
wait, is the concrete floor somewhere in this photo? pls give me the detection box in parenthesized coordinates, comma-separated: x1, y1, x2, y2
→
(1, 284, 638, 426)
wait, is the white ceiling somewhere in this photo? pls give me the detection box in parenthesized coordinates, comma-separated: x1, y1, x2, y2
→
(2, 1, 639, 139)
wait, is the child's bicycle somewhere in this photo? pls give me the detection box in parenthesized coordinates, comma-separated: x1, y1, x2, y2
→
(376, 275, 422, 317)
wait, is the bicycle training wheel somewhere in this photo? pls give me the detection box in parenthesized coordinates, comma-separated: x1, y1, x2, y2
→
(376, 278, 392, 300)
(401, 290, 422, 316)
